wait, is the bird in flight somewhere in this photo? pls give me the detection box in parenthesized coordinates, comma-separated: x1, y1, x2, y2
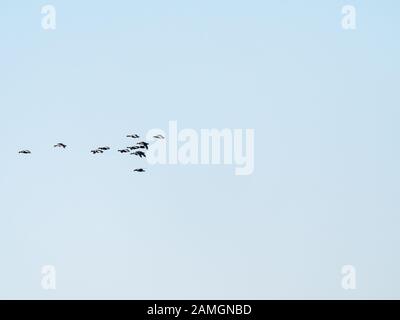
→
(118, 149, 130, 154)
(91, 149, 104, 154)
(127, 134, 140, 139)
(132, 151, 146, 158)
(127, 146, 140, 150)
(153, 134, 165, 139)
(98, 146, 110, 151)
(19, 150, 31, 154)
(134, 168, 146, 173)
(137, 142, 149, 150)
(54, 143, 67, 149)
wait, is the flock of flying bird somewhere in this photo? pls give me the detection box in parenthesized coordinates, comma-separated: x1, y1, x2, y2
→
(18, 134, 165, 173)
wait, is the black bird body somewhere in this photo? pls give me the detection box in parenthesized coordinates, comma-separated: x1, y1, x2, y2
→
(19, 150, 31, 154)
(153, 135, 165, 139)
(118, 149, 130, 153)
(134, 168, 146, 173)
(127, 134, 140, 139)
(54, 143, 67, 148)
(91, 149, 104, 154)
(137, 142, 149, 150)
(98, 147, 110, 151)
(132, 151, 146, 158)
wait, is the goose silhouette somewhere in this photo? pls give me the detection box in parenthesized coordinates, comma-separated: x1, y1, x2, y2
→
(137, 142, 149, 150)
(54, 143, 67, 148)
(132, 151, 146, 158)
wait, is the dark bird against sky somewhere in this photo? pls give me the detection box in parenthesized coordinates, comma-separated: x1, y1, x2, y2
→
(132, 151, 146, 158)
(137, 142, 149, 150)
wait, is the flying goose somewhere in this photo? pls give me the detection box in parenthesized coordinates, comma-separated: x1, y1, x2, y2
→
(91, 149, 104, 154)
(54, 143, 67, 148)
(132, 151, 146, 158)
(137, 142, 149, 150)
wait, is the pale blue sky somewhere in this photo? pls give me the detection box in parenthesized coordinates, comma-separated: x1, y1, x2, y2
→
(0, 0, 399, 299)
